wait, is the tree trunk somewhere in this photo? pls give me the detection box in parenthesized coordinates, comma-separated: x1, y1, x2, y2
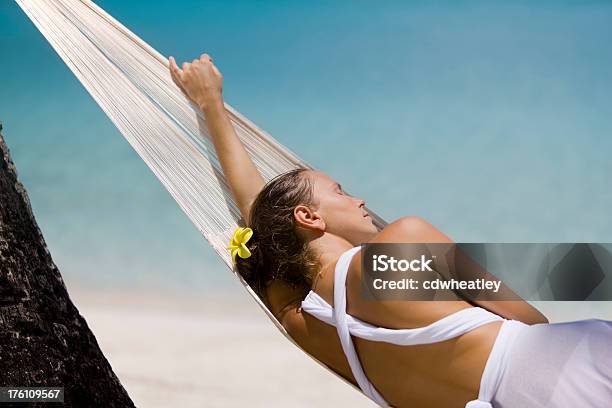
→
(0, 122, 135, 407)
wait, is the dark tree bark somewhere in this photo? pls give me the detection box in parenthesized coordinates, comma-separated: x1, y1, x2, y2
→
(0, 122, 135, 407)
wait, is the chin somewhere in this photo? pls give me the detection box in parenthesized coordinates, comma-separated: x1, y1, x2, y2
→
(365, 218, 378, 231)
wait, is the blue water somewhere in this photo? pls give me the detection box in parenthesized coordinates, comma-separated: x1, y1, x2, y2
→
(1, 1, 611, 293)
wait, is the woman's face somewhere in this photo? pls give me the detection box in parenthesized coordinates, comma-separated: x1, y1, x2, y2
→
(302, 170, 379, 245)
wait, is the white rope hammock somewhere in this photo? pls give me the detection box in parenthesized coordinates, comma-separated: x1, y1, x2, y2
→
(16, 0, 388, 401)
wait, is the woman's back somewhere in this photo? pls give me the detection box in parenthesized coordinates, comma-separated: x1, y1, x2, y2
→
(297, 244, 504, 407)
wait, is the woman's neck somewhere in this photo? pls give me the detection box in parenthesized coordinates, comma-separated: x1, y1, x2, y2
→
(308, 232, 355, 278)
(266, 233, 354, 319)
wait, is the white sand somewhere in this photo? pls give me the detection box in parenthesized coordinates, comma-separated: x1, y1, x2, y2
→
(67, 285, 375, 408)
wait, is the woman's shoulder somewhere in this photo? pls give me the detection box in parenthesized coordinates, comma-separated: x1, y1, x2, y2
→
(367, 216, 449, 245)
(350, 214, 452, 287)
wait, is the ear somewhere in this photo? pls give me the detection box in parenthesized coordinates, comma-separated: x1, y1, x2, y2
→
(293, 204, 325, 232)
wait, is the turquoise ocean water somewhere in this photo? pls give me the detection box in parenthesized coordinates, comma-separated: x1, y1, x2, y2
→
(1, 1, 611, 295)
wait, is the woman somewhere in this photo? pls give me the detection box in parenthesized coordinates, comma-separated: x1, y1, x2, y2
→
(168, 53, 612, 408)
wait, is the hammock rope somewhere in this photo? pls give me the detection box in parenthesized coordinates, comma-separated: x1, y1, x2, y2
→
(16, 0, 388, 401)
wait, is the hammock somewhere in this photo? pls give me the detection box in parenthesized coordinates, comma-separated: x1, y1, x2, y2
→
(16, 0, 389, 402)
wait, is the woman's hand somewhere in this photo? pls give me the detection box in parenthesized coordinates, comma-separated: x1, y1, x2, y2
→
(169, 53, 223, 111)
(169, 54, 265, 225)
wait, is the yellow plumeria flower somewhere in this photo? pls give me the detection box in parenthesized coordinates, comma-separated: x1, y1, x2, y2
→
(227, 226, 253, 263)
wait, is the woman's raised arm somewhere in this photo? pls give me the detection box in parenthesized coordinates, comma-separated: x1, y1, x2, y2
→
(169, 54, 265, 224)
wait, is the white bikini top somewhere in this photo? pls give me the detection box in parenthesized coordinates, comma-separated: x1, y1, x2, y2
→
(300, 245, 505, 408)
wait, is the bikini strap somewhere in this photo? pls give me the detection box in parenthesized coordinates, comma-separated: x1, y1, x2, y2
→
(332, 246, 391, 407)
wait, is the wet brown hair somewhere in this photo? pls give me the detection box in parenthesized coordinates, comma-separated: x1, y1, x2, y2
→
(235, 168, 320, 301)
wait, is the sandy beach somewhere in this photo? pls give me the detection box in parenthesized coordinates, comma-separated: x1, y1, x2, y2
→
(67, 284, 375, 408)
